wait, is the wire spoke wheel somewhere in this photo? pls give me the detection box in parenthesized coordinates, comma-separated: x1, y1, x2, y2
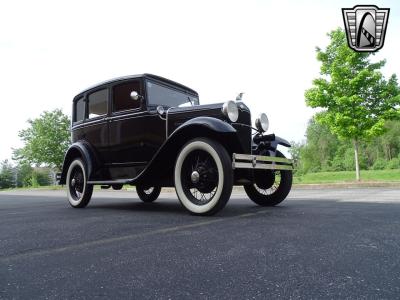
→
(66, 159, 93, 208)
(136, 185, 161, 203)
(244, 151, 292, 207)
(181, 149, 219, 206)
(144, 187, 154, 195)
(174, 139, 233, 215)
(69, 166, 84, 201)
(254, 171, 281, 195)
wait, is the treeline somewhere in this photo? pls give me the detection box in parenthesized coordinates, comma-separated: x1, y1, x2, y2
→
(0, 160, 54, 189)
(291, 118, 400, 174)
(0, 109, 70, 190)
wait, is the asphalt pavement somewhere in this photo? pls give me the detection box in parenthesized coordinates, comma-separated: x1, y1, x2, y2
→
(1, 188, 400, 299)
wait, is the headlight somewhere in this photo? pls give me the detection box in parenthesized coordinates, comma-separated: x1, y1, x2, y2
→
(222, 100, 239, 122)
(255, 113, 269, 132)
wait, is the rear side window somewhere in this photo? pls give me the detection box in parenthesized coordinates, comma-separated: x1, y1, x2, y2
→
(88, 89, 108, 119)
(113, 81, 141, 112)
(74, 97, 85, 122)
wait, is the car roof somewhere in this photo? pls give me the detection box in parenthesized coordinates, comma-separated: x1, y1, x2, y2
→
(74, 73, 198, 99)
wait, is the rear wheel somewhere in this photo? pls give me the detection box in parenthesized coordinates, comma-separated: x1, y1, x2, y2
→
(136, 185, 162, 203)
(66, 158, 93, 208)
(174, 138, 233, 216)
(244, 151, 292, 206)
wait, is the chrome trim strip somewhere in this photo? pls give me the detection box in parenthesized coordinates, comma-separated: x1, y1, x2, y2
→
(233, 162, 293, 171)
(232, 153, 293, 170)
(165, 107, 174, 138)
(233, 153, 293, 164)
(88, 179, 131, 185)
(104, 161, 148, 167)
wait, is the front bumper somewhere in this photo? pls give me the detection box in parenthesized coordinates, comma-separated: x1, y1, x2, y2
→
(232, 153, 293, 171)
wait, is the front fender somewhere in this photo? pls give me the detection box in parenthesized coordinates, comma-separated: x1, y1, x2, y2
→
(59, 141, 97, 184)
(175, 116, 237, 134)
(272, 135, 291, 149)
(253, 134, 291, 152)
(135, 117, 242, 185)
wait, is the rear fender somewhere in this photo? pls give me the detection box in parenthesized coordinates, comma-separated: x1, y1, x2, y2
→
(59, 141, 97, 184)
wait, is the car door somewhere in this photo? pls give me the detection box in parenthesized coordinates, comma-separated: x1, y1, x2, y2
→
(108, 80, 153, 167)
(84, 87, 110, 164)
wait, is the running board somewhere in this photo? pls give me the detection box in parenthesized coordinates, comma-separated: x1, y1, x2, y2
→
(87, 179, 134, 185)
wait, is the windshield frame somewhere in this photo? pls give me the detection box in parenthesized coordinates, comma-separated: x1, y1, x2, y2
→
(145, 79, 199, 108)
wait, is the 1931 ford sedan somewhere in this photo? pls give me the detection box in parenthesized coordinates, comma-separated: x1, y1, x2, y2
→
(59, 74, 293, 215)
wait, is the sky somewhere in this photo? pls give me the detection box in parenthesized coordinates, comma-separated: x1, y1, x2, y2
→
(0, 0, 399, 162)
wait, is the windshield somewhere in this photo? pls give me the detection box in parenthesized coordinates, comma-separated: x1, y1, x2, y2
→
(146, 81, 199, 107)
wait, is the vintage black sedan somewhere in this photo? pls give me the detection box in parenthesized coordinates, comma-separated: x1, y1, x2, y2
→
(59, 74, 293, 215)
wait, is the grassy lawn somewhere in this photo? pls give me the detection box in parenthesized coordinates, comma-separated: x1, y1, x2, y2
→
(2, 170, 400, 191)
(294, 169, 400, 184)
(0, 185, 64, 192)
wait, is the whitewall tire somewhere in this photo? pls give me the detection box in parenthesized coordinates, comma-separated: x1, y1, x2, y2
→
(174, 138, 233, 216)
(66, 158, 93, 208)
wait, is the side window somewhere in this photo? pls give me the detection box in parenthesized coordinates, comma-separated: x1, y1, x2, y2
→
(74, 97, 85, 122)
(113, 81, 141, 112)
(88, 89, 108, 119)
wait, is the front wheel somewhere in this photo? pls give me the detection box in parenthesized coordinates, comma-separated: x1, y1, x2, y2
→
(136, 185, 161, 203)
(66, 158, 93, 208)
(174, 138, 233, 216)
(244, 151, 292, 206)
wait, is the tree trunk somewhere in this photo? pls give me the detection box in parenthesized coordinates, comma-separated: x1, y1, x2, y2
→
(353, 139, 361, 181)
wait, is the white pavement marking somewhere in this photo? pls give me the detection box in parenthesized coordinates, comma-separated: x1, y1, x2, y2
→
(0, 210, 270, 263)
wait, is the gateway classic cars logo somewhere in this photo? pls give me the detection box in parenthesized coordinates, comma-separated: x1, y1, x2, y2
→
(342, 5, 390, 52)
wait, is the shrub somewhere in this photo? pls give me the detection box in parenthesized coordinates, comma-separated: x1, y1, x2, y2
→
(330, 156, 345, 171)
(386, 158, 400, 169)
(30, 169, 52, 187)
(372, 158, 387, 170)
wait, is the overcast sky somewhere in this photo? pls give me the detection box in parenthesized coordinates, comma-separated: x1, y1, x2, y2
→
(0, 0, 399, 162)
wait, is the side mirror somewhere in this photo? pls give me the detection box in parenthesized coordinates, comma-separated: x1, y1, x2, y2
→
(130, 91, 141, 101)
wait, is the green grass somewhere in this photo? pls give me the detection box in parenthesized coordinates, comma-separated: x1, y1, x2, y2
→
(294, 169, 400, 184)
(2, 170, 400, 191)
(0, 185, 64, 192)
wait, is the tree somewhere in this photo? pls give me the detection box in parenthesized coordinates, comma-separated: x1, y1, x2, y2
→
(288, 141, 303, 172)
(0, 160, 15, 189)
(13, 109, 71, 170)
(305, 28, 400, 180)
(297, 117, 400, 173)
(15, 162, 33, 187)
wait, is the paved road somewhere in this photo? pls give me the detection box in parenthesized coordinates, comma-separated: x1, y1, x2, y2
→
(1, 188, 400, 299)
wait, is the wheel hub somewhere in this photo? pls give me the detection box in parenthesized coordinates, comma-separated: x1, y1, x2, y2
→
(191, 171, 200, 184)
(71, 178, 76, 187)
(192, 165, 217, 194)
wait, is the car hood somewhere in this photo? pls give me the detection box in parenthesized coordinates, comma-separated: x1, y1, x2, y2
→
(167, 101, 251, 130)
(169, 102, 224, 114)
(166, 101, 252, 154)
(168, 102, 250, 118)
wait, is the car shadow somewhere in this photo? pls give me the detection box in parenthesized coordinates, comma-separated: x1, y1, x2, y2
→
(85, 196, 288, 217)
